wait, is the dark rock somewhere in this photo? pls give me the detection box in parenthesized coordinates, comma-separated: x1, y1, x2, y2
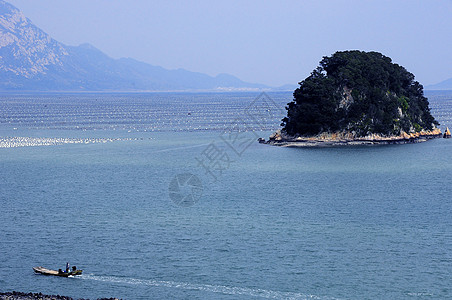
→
(0, 291, 121, 300)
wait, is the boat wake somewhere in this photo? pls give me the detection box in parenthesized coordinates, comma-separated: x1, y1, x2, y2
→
(79, 274, 339, 300)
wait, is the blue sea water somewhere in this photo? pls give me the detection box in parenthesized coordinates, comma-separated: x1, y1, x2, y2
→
(0, 92, 451, 300)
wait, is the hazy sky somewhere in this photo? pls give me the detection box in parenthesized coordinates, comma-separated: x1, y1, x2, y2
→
(7, 0, 452, 87)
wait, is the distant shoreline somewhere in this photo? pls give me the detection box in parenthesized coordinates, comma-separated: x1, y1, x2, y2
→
(0, 291, 119, 300)
(261, 129, 443, 147)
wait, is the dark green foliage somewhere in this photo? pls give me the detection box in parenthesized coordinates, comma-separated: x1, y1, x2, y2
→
(282, 51, 439, 137)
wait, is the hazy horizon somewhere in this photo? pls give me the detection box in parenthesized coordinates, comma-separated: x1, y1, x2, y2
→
(7, 0, 452, 87)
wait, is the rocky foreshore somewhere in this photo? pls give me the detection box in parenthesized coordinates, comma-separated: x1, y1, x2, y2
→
(0, 291, 120, 300)
(261, 128, 443, 147)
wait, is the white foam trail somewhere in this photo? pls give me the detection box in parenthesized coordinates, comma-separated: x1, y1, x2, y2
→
(79, 274, 339, 300)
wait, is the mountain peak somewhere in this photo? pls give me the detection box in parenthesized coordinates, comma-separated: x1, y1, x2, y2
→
(0, 0, 28, 36)
(0, 0, 67, 82)
(78, 43, 98, 50)
(0, 0, 19, 15)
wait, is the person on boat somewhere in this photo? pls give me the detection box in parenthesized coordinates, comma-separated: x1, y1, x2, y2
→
(72, 266, 77, 272)
(65, 262, 70, 273)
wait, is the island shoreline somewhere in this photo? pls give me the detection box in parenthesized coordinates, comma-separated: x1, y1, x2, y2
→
(261, 129, 443, 147)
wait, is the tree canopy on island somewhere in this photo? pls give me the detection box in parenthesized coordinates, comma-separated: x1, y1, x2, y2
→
(281, 50, 438, 137)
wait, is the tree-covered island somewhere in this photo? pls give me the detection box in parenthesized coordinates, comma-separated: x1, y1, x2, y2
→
(266, 50, 442, 146)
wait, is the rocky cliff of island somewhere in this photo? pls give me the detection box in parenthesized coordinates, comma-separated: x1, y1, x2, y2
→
(266, 50, 441, 146)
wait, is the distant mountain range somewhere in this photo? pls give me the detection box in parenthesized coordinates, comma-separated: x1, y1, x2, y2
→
(0, 0, 277, 91)
(426, 78, 452, 90)
(2, 0, 449, 92)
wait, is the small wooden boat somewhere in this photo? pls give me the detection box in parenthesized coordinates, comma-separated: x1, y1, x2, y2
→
(33, 266, 82, 277)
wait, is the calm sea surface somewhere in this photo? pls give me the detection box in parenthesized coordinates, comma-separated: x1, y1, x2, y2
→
(0, 91, 451, 300)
